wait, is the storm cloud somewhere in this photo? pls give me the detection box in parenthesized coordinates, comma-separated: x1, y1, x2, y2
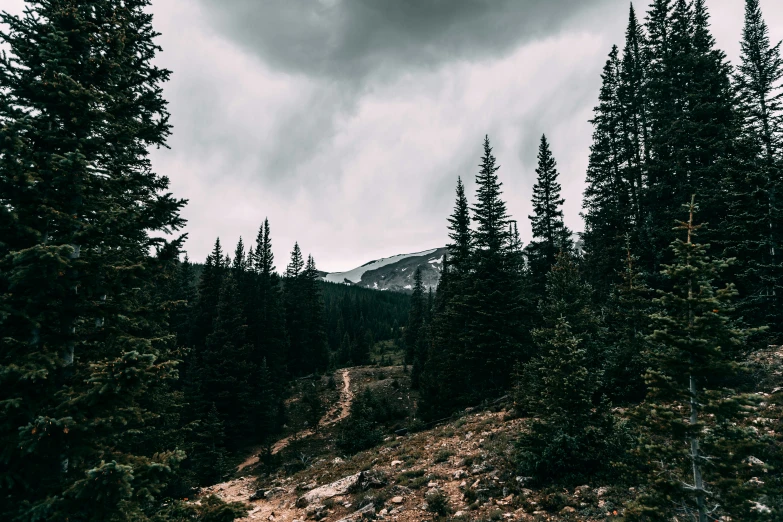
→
(4, 0, 782, 271)
(196, 0, 612, 81)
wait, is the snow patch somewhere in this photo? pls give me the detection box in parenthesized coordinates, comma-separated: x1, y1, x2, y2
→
(428, 256, 444, 265)
(323, 248, 438, 284)
(404, 285, 412, 290)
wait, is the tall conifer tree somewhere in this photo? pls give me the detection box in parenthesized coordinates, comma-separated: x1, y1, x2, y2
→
(527, 134, 572, 296)
(628, 198, 768, 521)
(467, 136, 528, 398)
(0, 1, 187, 519)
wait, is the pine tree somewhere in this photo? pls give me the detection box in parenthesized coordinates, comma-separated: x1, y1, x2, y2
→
(302, 254, 329, 373)
(198, 272, 256, 446)
(527, 134, 572, 296)
(603, 236, 654, 403)
(642, 0, 740, 281)
(582, 47, 630, 297)
(418, 177, 475, 419)
(406, 267, 426, 387)
(404, 267, 425, 364)
(192, 239, 226, 349)
(172, 255, 197, 347)
(731, 0, 783, 338)
(627, 198, 768, 521)
(619, 4, 649, 220)
(466, 136, 529, 399)
(447, 177, 472, 274)
(186, 403, 230, 487)
(254, 219, 288, 381)
(738, 0, 783, 166)
(0, 1, 187, 519)
(284, 244, 326, 376)
(516, 318, 622, 485)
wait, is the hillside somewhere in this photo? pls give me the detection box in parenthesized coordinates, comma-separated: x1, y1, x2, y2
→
(322, 248, 448, 293)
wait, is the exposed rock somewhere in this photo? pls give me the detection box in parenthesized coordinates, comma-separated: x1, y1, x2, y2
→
(250, 486, 287, 501)
(297, 472, 362, 508)
(390, 460, 403, 467)
(335, 503, 375, 522)
(356, 470, 387, 490)
(391, 496, 404, 504)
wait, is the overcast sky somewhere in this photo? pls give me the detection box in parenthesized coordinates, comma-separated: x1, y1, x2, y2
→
(5, 0, 783, 272)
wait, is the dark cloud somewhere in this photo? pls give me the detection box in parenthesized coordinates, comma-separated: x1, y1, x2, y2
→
(197, 0, 610, 82)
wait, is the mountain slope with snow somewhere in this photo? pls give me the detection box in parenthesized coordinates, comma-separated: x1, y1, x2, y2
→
(322, 247, 448, 293)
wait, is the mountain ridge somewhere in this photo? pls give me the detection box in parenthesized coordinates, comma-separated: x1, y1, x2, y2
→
(321, 247, 448, 293)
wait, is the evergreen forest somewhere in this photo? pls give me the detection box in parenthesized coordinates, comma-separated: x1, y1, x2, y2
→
(1, 0, 782, 521)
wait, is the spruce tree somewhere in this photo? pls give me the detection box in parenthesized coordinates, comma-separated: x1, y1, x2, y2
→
(447, 177, 472, 274)
(198, 272, 256, 446)
(619, 4, 649, 218)
(731, 0, 783, 338)
(0, 1, 188, 519)
(627, 198, 768, 521)
(405, 267, 426, 387)
(527, 134, 572, 296)
(602, 237, 654, 403)
(642, 0, 740, 281)
(737, 0, 783, 166)
(404, 267, 425, 364)
(418, 178, 473, 419)
(254, 219, 288, 381)
(192, 239, 225, 350)
(302, 254, 329, 373)
(582, 47, 630, 297)
(516, 318, 621, 485)
(466, 136, 528, 399)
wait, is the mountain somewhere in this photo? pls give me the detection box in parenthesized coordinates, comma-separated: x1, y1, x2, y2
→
(322, 247, 448, 293)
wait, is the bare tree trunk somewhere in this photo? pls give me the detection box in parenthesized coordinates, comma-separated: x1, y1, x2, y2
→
(690, 374, 707, 522)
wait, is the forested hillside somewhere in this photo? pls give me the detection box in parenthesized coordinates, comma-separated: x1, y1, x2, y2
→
(1, 0, 782, 521)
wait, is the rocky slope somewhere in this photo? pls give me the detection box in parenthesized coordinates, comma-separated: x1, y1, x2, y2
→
(322, 248, 448, 293)
(199, 347, 781, 522)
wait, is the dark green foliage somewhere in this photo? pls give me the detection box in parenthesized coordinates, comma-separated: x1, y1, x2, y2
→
(421, 137, 534, 418)
(602, 240, 655, 403)
(336, 388, 404, 454)
(405, 267, 426, 386)
(582, 45, 631, 298)
(321, 281, 409, 366)
(516, 254, 624, 485)
(465, 136, 530, 399)
(284, 246, 329, 375)
(301, 381, 325, 434)
(526, 134, 573, 295)
(728, 0, 783, 339)
(425, 489, 453, 517)
(627, 200, 769, 521)
(517, 318, 623, 485)
(447, 176, 473, 273)
(151, 496, 248, 522)
(184, 404, 231, 487)
(0, 1, 188, 519)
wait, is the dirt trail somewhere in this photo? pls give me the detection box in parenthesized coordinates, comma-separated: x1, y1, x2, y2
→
(236, 369, 353, 472)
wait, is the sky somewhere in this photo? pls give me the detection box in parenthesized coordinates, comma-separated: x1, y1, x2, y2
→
(4, 0, 783, 272)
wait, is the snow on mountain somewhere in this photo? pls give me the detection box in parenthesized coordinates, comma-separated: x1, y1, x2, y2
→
(322, 247, 447, 293)
(323, 248, 438, 284)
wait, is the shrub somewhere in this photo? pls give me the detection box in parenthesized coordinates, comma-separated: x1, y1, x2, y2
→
(433, 449, 455, 463)
(426, 489, 452, 517)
